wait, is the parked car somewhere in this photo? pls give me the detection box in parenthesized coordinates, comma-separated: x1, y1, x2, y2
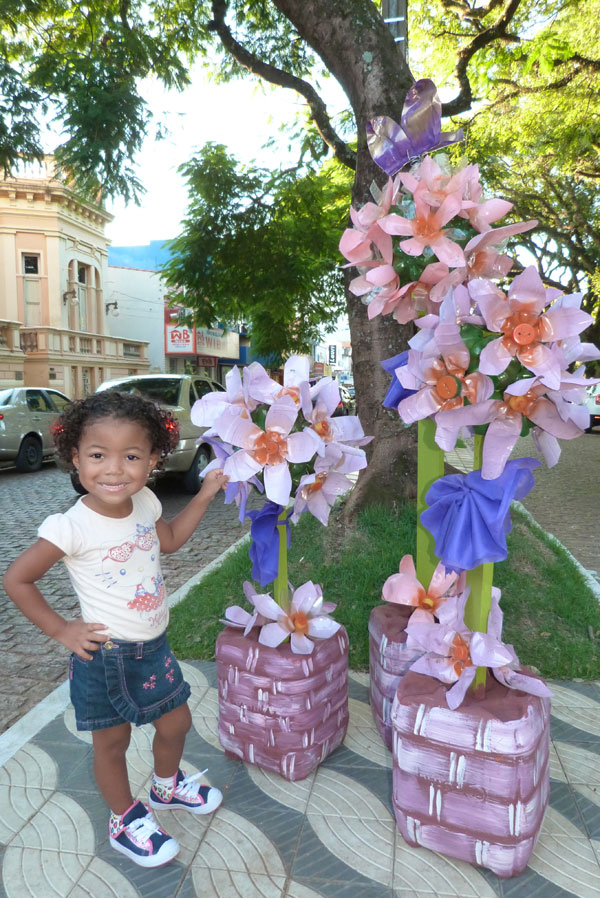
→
(585, 383, 600, 432)
(92, 374, 226, 493)
(0, 387, 71, 472)
(339, 384, 356, 416)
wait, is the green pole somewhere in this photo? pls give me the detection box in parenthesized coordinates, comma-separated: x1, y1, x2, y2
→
(272, 509, 290, 612)
(463, 434, 494, 694)
(416, 417, 445, 587)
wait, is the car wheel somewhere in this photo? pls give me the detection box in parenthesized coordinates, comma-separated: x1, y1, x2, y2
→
(183, 444, 212, 494)
(70, 471, 88, 495)
(15, 436, 43, 472)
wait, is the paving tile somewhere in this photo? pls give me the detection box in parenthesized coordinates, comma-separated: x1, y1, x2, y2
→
(547, 780, 588, 835)
(553, 741, 600, 784)
(1, 845, 95, 898)
(292, 817, 389, 888)
(549, 682, 600, 705)
(293, 877, 391, 898)
(572, 786, 600, 838)
(192, 807, 288, 878)
(528, 832, 600, 897)
(550, 715, 600, 745)
(187, 866, 288, 897)
(315, 759, 394, 817)
(501, 865, 583, 898)
(393, 833, 500, 897)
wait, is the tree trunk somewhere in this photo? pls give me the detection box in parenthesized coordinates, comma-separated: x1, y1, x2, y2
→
(272, 0, 419, 515)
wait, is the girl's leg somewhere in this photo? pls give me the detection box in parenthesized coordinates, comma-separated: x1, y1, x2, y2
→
(152, 702, 192, 777)
(92, 722, 134, 815)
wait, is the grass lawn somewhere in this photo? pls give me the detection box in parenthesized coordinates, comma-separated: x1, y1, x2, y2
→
(168, 501, 600, 680)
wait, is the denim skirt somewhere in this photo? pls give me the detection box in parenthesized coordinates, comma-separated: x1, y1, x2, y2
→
(69, 631, 191, 731)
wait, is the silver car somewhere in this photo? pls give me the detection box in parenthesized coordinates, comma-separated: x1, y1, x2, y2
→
(95, 374, 226, 492)
(0, 387, 71, 472)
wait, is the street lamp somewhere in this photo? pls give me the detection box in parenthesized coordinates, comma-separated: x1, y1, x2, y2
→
(105, 301, 119, 317)
(62, 289, 78, 305)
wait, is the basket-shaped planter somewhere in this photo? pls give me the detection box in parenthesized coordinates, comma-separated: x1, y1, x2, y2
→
(215, 625, 349, 781)
(369, 604, 423, 750)
(391, 670, 550, 878)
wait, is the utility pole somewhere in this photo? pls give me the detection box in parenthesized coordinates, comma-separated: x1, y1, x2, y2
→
(382, 0, 408, 58)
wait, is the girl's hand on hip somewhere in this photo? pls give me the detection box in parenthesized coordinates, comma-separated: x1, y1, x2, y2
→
(56, 619, 110, 660)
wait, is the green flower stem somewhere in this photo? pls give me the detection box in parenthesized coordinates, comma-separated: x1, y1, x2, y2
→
(464, 435, 494, 694)
(273, 509, 290, 612)
(416, 418, 445, 587)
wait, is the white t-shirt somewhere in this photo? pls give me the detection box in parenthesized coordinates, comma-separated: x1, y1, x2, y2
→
(38, 487, 168, 641)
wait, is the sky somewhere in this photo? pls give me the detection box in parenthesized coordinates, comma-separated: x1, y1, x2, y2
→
(103, 63, 346, 247)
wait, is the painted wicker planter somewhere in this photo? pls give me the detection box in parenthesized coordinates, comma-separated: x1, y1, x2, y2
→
(391, 670, 550, 878)
(369, 604, 424, 750)
(215, 625, 349, 781)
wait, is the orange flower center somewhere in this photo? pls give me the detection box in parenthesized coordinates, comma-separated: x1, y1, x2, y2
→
(290, 610, 309, 634)
(501, 310, 540, 352)
(418, 592, 441, 614)
(436, 375, 459, 400)
(276, 386, 301, 404)
(306, 472, 327, 494)
(450, 633, 472, 677)
(313, 419, 332, 440)
(414, 211, 443, 240)
(504, 389, 538, 418)
(251, 430, 288, 466)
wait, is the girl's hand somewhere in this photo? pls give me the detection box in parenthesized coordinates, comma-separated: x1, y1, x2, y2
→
(200, 468, 229, 500)
(56, 619, 110, 660)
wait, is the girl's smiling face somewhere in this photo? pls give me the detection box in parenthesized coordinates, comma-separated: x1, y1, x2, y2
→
(73, 416, 160, 518)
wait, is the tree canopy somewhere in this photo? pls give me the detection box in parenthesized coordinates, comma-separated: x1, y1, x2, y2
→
(161, 144, 351, 358)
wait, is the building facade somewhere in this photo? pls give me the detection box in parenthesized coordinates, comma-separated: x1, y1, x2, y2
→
(0, 158, 150, 396)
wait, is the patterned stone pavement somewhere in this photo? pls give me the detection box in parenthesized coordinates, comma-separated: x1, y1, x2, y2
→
(1, 664, 600, 898)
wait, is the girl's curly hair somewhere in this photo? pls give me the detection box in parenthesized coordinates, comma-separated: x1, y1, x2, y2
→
(52, 390, 180, 470)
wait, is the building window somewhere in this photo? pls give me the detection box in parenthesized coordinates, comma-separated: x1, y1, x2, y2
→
(22, 254, 41, 326)
(23, 255, 40, 275)
(77, 264, 89, 332)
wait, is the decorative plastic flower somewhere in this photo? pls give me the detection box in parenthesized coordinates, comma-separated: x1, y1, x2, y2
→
(406, 590, 548, 710)
(201, 433, 263, 522)
(220, 582, 266, 635)
(300, 379, 367, 453)
(245, 355, 312, 407)
(382, 554, 459, 618)
(248, 580, 341, 654)
(214, 396, 321, 506)
(435, 375, 585, 479)
(379, 190, 465, 268)
(474, 266, 592, 390)
(396, 299, 494, 425)
(291, 466, 354, 526)
(191, 364, 256, 428)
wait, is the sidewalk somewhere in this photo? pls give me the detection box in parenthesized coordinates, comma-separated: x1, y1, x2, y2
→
(1, 658, 600, 898)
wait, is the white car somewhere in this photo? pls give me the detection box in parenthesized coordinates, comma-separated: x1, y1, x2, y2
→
(0, 387, 71, 472)
(585, 383, 600, 432)
(95, 374, 225, 492)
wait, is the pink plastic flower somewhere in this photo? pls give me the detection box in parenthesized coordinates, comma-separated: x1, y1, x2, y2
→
(474, 266, 592, 390)
(338, 176, 399, 266)
(214, 395, 321, 506)
(382, 554, 459, 618)
(397, 155, 474, 215)
(435, 375, 585, 479)
(250, 580, 341, 654)
(406, 590, 533, 710)
(396, 297, 494, 425)
(459, 163, 514, 232)
(379, 189, 465, 268)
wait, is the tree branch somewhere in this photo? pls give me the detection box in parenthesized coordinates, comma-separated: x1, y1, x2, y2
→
(209, 0, 356, 170)
(441, 0, 523, 117)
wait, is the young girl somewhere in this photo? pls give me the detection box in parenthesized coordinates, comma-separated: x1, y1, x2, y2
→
(2, 390, 228, 868)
